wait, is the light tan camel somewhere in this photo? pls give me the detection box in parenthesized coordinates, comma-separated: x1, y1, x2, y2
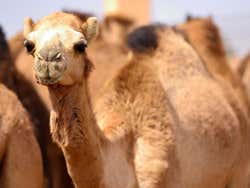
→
(7, 11, 134, 188)
(24, 12, 249, 188)
(0, 26, 43, 188)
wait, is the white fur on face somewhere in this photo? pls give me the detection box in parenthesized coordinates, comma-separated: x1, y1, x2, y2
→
(28, 26, 85, 52)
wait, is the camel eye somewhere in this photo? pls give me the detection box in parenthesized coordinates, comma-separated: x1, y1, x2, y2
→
(74, 40, 87, 53)
(24, 39, 35, 53)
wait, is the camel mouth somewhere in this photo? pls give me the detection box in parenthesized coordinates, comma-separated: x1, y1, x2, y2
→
(35, 74, 62, 86)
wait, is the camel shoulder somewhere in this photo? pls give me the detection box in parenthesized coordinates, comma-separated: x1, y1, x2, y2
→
(96, 61, 175, 143)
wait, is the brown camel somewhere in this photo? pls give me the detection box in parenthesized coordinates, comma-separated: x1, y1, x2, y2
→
(0, 26, 43, 188)
(24, 12, 249, 188)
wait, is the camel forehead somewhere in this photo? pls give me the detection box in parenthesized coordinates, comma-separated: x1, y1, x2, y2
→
(30, 26, 84, 48)
(35, 12, 82, 30)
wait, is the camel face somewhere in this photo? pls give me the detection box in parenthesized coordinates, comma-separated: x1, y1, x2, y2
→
(26, 26, 86, 85)
(23, 12, 99, 86)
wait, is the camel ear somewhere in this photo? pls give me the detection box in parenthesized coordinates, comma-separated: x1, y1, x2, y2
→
(23, 17, 34, 38)
(81, 17, 99, 43)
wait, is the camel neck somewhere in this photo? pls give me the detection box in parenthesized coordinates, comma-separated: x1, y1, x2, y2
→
(48, 81, 104, 188)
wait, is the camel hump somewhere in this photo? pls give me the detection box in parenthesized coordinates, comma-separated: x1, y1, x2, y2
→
(126, 24, 163, 53)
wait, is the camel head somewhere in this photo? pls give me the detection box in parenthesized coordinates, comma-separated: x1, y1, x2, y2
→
(23, 12, 98, 86)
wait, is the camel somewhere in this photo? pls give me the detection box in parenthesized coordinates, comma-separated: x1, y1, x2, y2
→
(24, 11, 249, 188)
(6, 11, 134, 188)
(0, 26, 43, 188)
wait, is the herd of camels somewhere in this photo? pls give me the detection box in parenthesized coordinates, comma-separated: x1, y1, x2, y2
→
(0, 9, 250, 188)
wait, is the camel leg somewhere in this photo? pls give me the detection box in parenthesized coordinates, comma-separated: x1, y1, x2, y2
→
(134, 131, 177, 188)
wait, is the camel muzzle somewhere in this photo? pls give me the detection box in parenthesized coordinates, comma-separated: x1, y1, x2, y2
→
(34, 59, 66, 85)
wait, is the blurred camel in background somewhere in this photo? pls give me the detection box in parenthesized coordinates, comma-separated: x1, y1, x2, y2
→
(0, 26, 44, 188)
